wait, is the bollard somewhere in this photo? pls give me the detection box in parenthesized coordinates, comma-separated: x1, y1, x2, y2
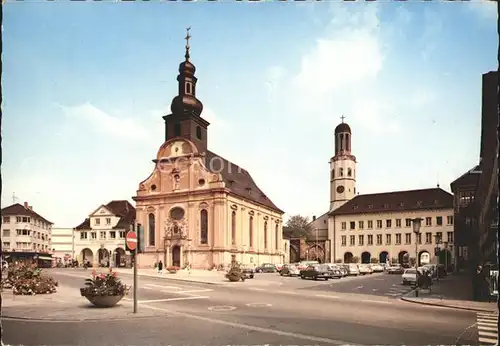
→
(415, 288, 419, 297)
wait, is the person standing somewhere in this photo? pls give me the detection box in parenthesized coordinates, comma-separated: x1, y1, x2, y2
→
(158, 260, 163, 276)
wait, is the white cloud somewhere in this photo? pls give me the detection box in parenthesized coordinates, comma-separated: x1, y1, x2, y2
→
(410, 89, 436, 108)
(265, 65, 287, 102)
(60, 102, 149, 140)
(466, 0, 498, 21)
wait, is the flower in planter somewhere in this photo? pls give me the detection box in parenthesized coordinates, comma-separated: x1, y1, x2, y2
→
(166, 266, 180, 273)
(81, 268, 130, 297)
(6, 263, 58, 295)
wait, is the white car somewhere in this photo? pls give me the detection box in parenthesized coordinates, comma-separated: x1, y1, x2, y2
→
(371, 263, 384, 272)
(358, 264, 373, 275)
(402, 268, 419, 285)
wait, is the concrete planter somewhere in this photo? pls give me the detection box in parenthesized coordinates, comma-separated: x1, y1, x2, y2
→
(80, 289, 124, 308)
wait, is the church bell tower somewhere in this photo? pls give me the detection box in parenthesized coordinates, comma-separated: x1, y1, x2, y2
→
(330, 116, 357, 211)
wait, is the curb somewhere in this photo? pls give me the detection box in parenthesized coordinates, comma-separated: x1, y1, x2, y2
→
(399, 296, 497, 313)
(0, 314, 166, 323)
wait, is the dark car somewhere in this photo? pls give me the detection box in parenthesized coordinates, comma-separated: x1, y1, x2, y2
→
(280, 264, 300, 276)
(255, 263, 277, 273)
(240, 265, 255, 279)
(300, 264, 333, 280)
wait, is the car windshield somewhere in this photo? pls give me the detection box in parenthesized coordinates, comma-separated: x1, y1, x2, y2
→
(405, 269, 417, 274)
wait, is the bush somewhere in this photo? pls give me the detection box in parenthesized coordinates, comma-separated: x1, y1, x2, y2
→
(81, 268, 129, 297)
(3, 263, 58, 295)
(335, 259, 343, 263)
(225, 263, 245, 282)
(351, 256, 360, 264)
(166, 266, 180, 273)
(370, 258, 379, 263)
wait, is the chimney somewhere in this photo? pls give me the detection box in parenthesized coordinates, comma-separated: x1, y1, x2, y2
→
(313, 215, 316, 221)
(24, 202, 28, 208)
(28, 205, 33, 211)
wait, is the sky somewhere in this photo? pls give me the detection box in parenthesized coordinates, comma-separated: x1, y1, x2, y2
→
(2, 1, 498, 228)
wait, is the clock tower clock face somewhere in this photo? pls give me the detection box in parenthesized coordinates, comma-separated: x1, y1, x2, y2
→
(337, 185, 345, 193)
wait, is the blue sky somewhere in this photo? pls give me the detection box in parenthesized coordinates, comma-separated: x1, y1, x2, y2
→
(3, 1, 497, 227)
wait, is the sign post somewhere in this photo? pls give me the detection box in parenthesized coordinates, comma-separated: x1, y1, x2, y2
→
(126, 230, 138, 313)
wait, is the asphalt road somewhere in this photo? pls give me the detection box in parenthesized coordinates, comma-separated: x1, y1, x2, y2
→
(2, 269, 480, 345)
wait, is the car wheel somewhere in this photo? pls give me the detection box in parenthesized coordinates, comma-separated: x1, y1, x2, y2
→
(324, 278, 329, 281)
(250, 275, 254, 279)
(280, 272, 283, 276)
(300, 275, 305, 279)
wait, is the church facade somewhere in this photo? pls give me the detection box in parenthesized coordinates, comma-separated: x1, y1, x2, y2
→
(133, 31, 285, 269)
(316, 119, 456, 268)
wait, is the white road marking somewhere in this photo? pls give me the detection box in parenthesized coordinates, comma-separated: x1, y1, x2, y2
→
(372, 289, 378, 291)
(479, 337, 498, 344)
(245, 303, 272, 308)
(478, 325, 497, 332)
(179, 289, 213, 294)
(145, 284, 182, 290)
(361, 300, 392, 305)
(142, 303, 358, 345)
(354, 286, 363, 289)
(374, 278, 385, 281)
(249, 287, 266, 291)
(143, 287, 154, 290)
(139, 296, 209, 303)
(315, 294, 340, 299)
(208, 305, 237, 312)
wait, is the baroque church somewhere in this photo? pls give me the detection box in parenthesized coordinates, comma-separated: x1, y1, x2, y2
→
(133, 30, 285, 269)
(309, 118, 455, 266)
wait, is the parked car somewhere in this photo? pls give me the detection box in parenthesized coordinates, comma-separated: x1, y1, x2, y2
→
(371, 263, 384, 273)
(300, 264, 334, 280)
(297, 261, 319, 271)
(387, 264, 404, 274)
(359, 264, 373, 275)
(325, 264, 345, 278)
(240, 264, 255, 279)
(280, 264, 300, 277)
(345, 263, 360, 276)
(275, 264, 284, 272)
(402, 268, 419, 285)
(255, 263, 277, 273)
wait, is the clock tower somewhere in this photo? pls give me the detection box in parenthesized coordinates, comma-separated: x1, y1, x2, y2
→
(330, 116, 357, 211)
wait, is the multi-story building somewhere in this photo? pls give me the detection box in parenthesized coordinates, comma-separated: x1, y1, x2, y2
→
(133, 32, 285, 269)
(320, 119, 455, 267)
(51, 228, 75, 264)
(73, 200, 135, 267)
(1, 202, 54, 264)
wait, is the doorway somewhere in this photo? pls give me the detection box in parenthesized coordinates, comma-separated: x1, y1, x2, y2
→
(172, 245, 181, 267)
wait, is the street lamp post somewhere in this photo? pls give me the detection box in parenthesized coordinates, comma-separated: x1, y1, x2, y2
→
(411, 218, 422, 298)
(443, 241, 449, 273)
(434, 234, 442, 283)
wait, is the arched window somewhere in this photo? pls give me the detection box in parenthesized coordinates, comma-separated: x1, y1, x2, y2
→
(264, 221, 268, 249)
(345, 133, 350, 151)
(196, 126, 202, 140)
(339, 134, 344, 151)
(185, 82, 192, 95)
(231, 211, 236, 245)
(339, 168, 344, 177)
(200, 209, 208, 244)
(249, 216, 254, 247)
(331, 169, 335, 180)
(275, 224, 279, 250)
(347, 168, 352, 177)
(148, 213, 155, 246)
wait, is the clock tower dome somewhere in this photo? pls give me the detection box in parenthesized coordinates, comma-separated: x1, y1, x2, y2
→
(330, 116, 357, 211)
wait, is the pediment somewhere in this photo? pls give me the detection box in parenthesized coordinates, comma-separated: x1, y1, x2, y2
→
(89, 205, 114, 217)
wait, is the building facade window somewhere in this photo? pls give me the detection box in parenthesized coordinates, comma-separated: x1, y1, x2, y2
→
(110, 231, 116, 239)
(386, 219, 392, 228)
(417, 233, 422, 244)
(395, 219, 401, 228)
(436, 216, 443, 226)
(341, 236, 346, 246)
(264, 221, 268, 249)
(367, 235, 373, 245)
(425, 217, 432, 226)
(339, 168, 344, 177)
(350, 235, 355, 246)
(148, 213, 155, 246)
(447, 232, 454, 243)
(405, 233, 411, 244)
(386, 234, 391, 245)
(81, 232, 88, 240)
(196, 126, 202, 140)
(200, 209, 208, 245)
(106, 218, 111, 225)
(425, 232, 432, 244)
(447, 216, 454, 225)
(231, 211, 237, 246)
(95, 218, 100, 226)
(91, 232, 97, 239)
(347, 168, 352, 177)
(359, 221, 364, 229)
(119, 231, 126, 238)
(341, 222, 347, 230)
(405, 218, 412, 227)
(100, 231, 106, 239)
(275, 224, 279, 250)
(2, 216, 10, 223)
(436, 232, 443, 243)
(249, 216, 254, 248)
(367, 220, 373, 229)
(395, 233, 402, 245)
(359, 235, 364, 246)
(376, 234, 382, 245)
(376, 220, 382, 229)
(350, 221, 355, 230)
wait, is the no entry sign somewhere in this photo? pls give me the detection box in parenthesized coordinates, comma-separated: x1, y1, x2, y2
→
(126, 231, 137, 251)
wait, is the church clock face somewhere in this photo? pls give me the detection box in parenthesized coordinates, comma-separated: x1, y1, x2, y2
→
(337, 185, 345, 194)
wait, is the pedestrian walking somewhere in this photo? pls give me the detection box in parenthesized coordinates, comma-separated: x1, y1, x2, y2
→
(158, 260, 163, 276)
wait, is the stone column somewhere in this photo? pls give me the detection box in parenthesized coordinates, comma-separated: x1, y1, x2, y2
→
(165, 245, 170, 267)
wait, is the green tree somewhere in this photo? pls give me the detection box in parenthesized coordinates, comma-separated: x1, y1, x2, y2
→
(284, 215, 313, 239)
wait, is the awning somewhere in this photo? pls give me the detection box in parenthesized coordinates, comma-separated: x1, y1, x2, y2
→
(38, 256, 53, 261)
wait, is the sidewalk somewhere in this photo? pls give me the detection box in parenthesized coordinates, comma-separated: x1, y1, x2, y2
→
(401, 274, 498, 313)
(1, 285, 166, 321)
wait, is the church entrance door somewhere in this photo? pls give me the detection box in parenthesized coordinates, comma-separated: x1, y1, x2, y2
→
(172, 246, 181, 267)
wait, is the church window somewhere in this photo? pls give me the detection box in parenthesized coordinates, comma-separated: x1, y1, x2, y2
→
(170, 207, 185, 220)
(331, 170, 335, 180)
(264, 221, 268, 249)
(185, 82, 192, 95)
(354, 187, 356, 194)
(345, 134, 350, 151)
(200, 209, 208, 245)
(249, 216, 254, 247)
(275, 224, 279, 250)
(174, 123, 181, 137)
(148, 213, 155, 246)
(347, 168, 352, 177)
(231, 211, 236, 245)
(339, 168, 344, 177)
(196, 126, 202, 140)
(339, 134, 344, 150)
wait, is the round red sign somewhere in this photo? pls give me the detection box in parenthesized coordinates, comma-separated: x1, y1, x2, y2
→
(126, 231, 137, 251)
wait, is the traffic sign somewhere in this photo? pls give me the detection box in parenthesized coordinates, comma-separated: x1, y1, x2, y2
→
(126, 231, 137, 251)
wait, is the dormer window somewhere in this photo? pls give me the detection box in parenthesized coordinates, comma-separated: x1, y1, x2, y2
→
(368, 204, 373, 209)
(417, 201, 423, 207)
(399, 202, 404, 207)
(353, 205, 358, 210)
(246, 187, 252, 195)
(433, 199, 439, 205)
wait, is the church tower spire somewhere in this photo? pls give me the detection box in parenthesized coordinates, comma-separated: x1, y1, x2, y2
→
(163, 27, 210, 153)
(329, 115, 357, 211)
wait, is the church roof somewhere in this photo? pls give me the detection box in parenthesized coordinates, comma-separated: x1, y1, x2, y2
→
(1, 203, 53, 225)
(205, 151, 284, 214)
(329, 188, 453, 216)
(74, 200, 136, 230)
